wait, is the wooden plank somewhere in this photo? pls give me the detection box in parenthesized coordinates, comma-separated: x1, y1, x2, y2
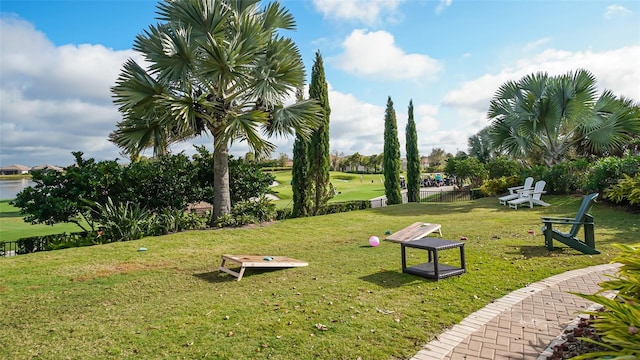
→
(221, 255, 308, 268)
(385, 222, 442, 243)
(219, 254, 309, 281)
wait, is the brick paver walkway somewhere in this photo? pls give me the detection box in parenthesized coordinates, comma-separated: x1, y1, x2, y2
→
(411, 263, 620, 360)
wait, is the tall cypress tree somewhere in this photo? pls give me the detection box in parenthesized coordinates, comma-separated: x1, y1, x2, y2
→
(383, 96, 402, 205)
(291, 87, 313, 217)
(308, 51, 331, 215)
(405, 100, 420, 202)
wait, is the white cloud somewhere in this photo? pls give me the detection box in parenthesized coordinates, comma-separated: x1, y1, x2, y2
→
(0, 17, 141, 166)
(2, 13, 637, 167)
(435, 0, 452, 14)
(522, 37, 551, 52)
(311, 0, 404, 24)
(435, 45, 640, 156)
(331, 29, 443, 81)
(604, 4, 631, 19)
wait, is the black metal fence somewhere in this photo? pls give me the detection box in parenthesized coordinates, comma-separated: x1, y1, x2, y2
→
(370, 189, 476, 208)
(1, 232, 92, 257)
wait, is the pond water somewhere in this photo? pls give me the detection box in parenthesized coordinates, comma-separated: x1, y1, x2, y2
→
(0, 179, 35, 200)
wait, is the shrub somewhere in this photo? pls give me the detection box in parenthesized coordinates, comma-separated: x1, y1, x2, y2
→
(445, 157, 488, 188)
(232, 197, 277, 223)
(519, 164, 548, 184)
(149, 208, 208, 235)
(479, 176, 521, 196)
(180, 212, 209, 231)
(544, 159, 590, 195)
(123, 154, 200, 212)
(93, 198, 154, 242)
(486, 157, 519, 179)
(11, 152, 124, 231)
(583, 155, 640, 194)
(572, 244, 640, 359)
(604, 174, 640, 209)
(317, 200, 370, 215)
(212, 213, 237, 228)
(212, 197, 277, 228)
(276, 208, 293, 220)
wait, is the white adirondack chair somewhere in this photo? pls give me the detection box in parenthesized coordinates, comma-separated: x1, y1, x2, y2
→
(498, 177, 534, 205)
(508, 180, 549, 209)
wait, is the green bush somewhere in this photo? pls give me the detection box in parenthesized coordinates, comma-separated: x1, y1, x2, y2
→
(93, 198, 154, 242)
(544, 159, 590, 195)
(12, 150, 277, 233)
(123, 154, 200, 212)
(486, 157, 519, 179)
(604, 174, 640, 209)
(180, 212, 209, 231)
(572, 243, 640, 359)
(479, 176, 521, 196)
(232, 197, 277, 223)
(445, 157, 488, 188)
(212, 197, 277, 228)
(276, 208, 293, 220)
(149, 208, 208, 235)
(11, 152, 124, 231)
(317, 200, 370, 215)
(583, 155, 640, 194)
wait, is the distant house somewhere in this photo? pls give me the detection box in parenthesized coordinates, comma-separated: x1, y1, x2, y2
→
(31, 164, 63, 172)
(0, 164, 31, 175)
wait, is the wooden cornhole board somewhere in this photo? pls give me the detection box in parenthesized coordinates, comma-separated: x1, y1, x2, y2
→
(385, 222, 443, 243)
(219, 254, 308, 281)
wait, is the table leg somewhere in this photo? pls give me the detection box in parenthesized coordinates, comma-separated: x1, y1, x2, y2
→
(401, 244, 407, 273)
(460, 245, 466, 271)
(433, 249, 439, 279)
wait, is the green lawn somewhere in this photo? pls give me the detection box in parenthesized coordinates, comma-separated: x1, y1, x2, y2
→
(1, 195, 637, 359)
(269, 171, 387, 208)
(0, 200, 84, 242)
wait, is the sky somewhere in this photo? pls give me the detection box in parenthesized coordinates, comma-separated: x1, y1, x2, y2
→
(1, 0, 639, 167)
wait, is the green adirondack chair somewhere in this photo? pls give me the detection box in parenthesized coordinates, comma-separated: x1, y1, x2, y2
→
(540, 193, 600, 255)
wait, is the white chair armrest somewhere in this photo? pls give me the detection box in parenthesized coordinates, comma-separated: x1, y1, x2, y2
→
(507, 185, 524, 194)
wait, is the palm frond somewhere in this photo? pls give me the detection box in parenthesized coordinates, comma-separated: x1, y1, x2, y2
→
(266, 100, 323, 140)
(111, 59, 165, 113)
(261, 1, 296, 31)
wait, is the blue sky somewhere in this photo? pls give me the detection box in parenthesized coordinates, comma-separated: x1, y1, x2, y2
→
(1, 0, 639, 167)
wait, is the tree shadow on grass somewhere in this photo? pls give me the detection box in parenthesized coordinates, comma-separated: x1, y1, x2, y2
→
(359, 270, 425, 288)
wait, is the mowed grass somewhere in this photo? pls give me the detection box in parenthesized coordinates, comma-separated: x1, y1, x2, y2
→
(0, 200, 84, 242)
(1, 195, 637, 359)
(269, 171, 387, 208)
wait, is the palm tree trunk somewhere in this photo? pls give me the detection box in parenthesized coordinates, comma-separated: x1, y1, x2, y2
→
(213, 136, 231, 220)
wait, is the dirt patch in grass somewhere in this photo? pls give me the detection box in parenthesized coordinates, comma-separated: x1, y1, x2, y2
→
(72, 261, 170, 281)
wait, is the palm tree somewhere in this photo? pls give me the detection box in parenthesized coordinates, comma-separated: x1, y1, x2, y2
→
(467, 126, 493, 163)
(110, 0, 322, 219)
(487, 69, 639, 166)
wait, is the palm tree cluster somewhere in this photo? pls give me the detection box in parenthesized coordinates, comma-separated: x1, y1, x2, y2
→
(110, 0, 322, 219)
(486, 69, 639, 166)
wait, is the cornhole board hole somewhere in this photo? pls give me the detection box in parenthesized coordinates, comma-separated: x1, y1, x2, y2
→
(385, 222, 443, 243)
(219, 254, 308, 281)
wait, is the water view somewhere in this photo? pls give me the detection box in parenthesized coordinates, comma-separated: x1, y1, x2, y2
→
(0, 179, 34, 200)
